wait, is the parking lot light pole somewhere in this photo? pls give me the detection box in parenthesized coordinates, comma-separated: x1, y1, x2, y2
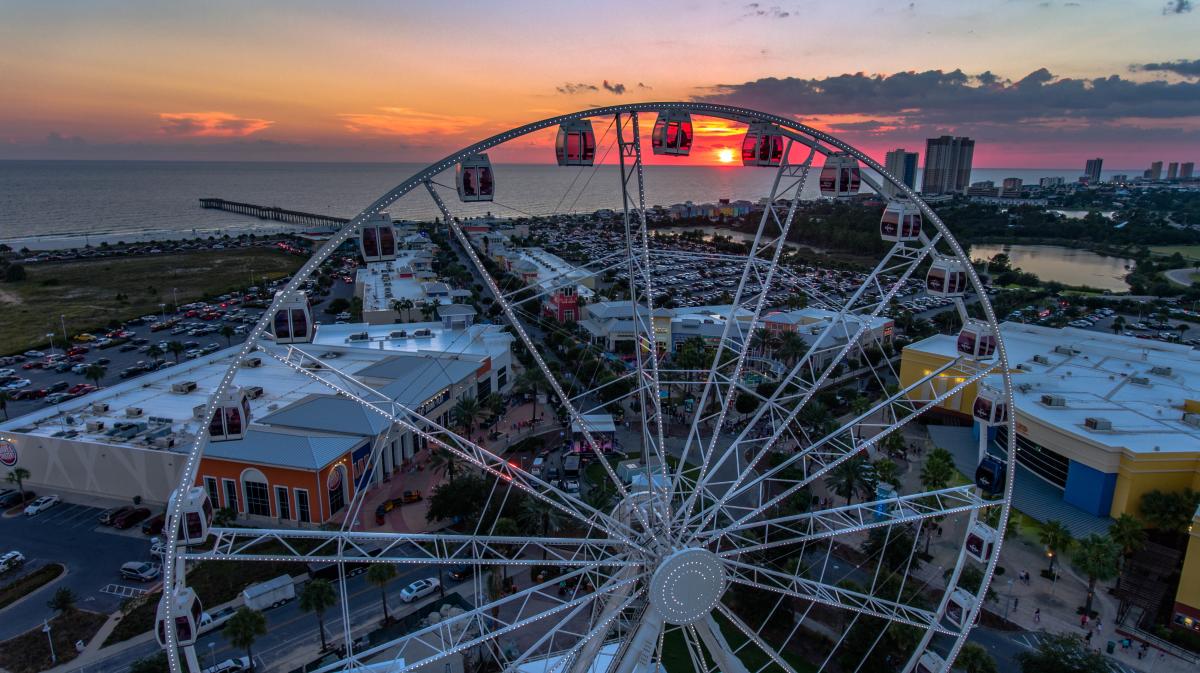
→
(46, 332, 56, 354)
(173, 287, 179, 313)
(43, 620, 56, 665)
(60, 315, 68, 346)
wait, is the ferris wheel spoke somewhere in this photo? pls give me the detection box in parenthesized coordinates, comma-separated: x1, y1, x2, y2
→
(723, 561, 951, 635)
(674, 235, 940, 533)
(256, 343, 645, 547)
(426, 181, 654, 535)
(309, 566, 640, 673)
(711, 606, 802, 673)
(703, 485, 993, 556)
(690, 356, 996, 537)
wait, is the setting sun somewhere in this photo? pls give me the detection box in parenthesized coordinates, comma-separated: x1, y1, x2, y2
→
(716, 148, 735, 163)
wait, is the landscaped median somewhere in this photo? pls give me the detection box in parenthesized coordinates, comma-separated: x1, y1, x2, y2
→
(0, 609, 107, 673)
(0, 563, 65, 610)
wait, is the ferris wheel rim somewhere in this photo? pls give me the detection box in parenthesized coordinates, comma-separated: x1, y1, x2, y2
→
(159, 102, 1018, 673)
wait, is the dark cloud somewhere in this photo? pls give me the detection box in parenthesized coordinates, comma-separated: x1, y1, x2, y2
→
(637, 82, 652, 90)
(698, 68, 1200, 126)
(556, 82, 599, 95)
(1163, 0, 1193, 14)
(1137, 58, 1200, 78)
(602, 80, 627, 95)
(744, 3, 790, 18)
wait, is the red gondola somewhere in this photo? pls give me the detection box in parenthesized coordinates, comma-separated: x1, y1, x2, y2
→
(208, 387, 250, 441)
(556, 120, 596, 166)
(359, 212, 397, 262)
(880, 199, 923, 242)
(156, 587, 204, 648)
(819, 153, 861, 197)
(925, 258, 968, 297)
(271, 292, 314, 344)
(652, 110, 693, 156)
(457, 154, 494, 202)
(741, 123, 786, 167)
(957, 320, 998, 360)
(972, 386, 1008, 425)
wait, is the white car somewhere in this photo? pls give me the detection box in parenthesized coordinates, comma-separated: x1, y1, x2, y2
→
(24, 495, 60, 516)
(0, 550, 26, 574)
(3, 379, 31, 390)
(201, 656, 251, 673)
(120, 561, 161, 582)
(399, 577, 440, 603)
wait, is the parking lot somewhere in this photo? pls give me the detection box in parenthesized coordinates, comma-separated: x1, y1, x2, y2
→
(0, 499, 157, 640)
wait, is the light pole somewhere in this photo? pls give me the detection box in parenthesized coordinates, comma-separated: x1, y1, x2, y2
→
(1003, 578, 1015, 620)
(208, 642, 216, 669)
(60, 314, 68, 347)
(43, 620, 56, 665)
(46, 332, 56, 355)
(173, 287, 179, 313)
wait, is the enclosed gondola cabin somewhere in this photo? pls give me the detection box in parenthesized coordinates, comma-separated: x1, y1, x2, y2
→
(174, 486, 213, 546)
(975, 455, 1007, 496)
(880, 200, 923, 242)
(556, 120, 596, 166)
(271, 292, 314, 344)
(965, 522, 998, 563)
(457, 154, 494, 202)
(156, 587, 204, 648)
(915, 652, 947, 673)
(944, 588, 976, 628)
(819, 153, 861, 198)
(741, 123, 786, 167)
(957, 320, 998, 360)
(651, 110, 693, 156)
(359, 212, 397, 262)
(972, 387, 1008, 426)
(208, 387, 250, 441)
(925, 258, 968, 297)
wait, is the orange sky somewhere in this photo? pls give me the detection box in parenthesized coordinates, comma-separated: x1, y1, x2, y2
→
(1, 1, 1198, 166)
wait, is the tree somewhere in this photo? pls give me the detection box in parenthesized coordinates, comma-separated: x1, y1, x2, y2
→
(824, 455, 877, 505)
(1015, 633, 1106, 673)
(299, 579, 337, 651)
(777, 332, 807, 366)
(167, 340, 186, 363)
(955, 642, 998, 673)
(4, 264, 26, 282)
(85, 363, 107, 389)
(451, 396, 484, 439)
(6, 467, 30, 501)
(1110, 315, 1126, 335)
(1107, 513, 1146, 564)
(426, 474, 489, 522)
(224, 607, 267, 662)
(515, 369, 545, 423)
(146, 344, 164, 363)
(0, 390, 8, 420)
(1074, 534, 1120, 615)
(517, 497, 567, 558)
(129, 652, 169, 673)
(919, 448, 955, 491)
(48, 586, 78, 614)
(1140, 488, 1200, 537)
(1038, 520, 1073, 573)
(873, 459, 900, 487)
(366, 564, 397, 623)
(219, 324, 236, 346)
(428, 447, 461, 484)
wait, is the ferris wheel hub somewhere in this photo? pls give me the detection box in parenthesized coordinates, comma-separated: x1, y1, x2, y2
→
(648, 547, 727, 625)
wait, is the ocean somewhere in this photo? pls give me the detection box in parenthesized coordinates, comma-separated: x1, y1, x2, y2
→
(0, 160, 1135, 250)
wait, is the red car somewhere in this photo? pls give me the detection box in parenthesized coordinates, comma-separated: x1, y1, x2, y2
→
(67, 383, 97, 395)
(112, 507, 151, 529)
(22, 361, 43, 370)
(14, 388, 47, 400)
(66, 346, 89, 356)
(185, 310, 199, 318)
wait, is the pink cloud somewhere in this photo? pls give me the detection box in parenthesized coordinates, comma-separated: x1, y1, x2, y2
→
(158, 112, 273, 137)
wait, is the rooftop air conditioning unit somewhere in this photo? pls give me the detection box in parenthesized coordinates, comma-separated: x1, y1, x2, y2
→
(91, 402, 110, 413)
(413, 328, 432, 337)
(245, 386, 265, 400)
(1040, 394, 1066, 407)
(1054, 345, 1080, 356)
(1150, 366, 1173, 377)
(86, 420, 105, 432)
(1032, 355, 1050, 365)
(193, 404, 208, 419)
(1016, 363, 1031, 372)
(243, 357, 263, 368)
(1184, 413, 1200, 429)
(171, 381, 197, 394)
(152, 436, 174, 449)
(389, 330, 408, 339)
(1130, 376, 1151, 386)
(267, 403, 280, 411)
(348, 332, 370, 342)
(1084, 417, 1112, 431)
(126, 407, 144, 418)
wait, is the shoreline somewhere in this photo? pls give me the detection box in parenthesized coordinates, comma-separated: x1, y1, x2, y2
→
(0, 221, 331, 252)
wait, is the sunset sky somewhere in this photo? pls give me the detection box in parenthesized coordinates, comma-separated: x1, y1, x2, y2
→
(1, 0, 1198, 167)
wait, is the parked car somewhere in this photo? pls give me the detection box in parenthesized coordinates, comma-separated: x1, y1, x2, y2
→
(399, 578, 440, 603)
(447, 565, 476, 581)
(112, 507, 152, 529)
(0, 551, 26, 574)
(47, 381, 69, 392)
(120, 561, 161, 582)
(99, 505, 135, 525)
(201, 656, 252, 673)
(142, 512, 166, 535)
(0, 490, 35, 508)
(24, 494, 61, 516)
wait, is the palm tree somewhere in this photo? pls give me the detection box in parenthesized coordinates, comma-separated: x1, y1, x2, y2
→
(146, 344, 164, 363)
(366, 564, 397, 623)
(392, 298, 415, 322)
(0, 390, 9, 420)
(919, 449, 954, 491)
(219, 324, 236, 346)
(451, 397, 484, 438)
(84, 363, 107, 389)
(1038, 520, 1073, 573)
(517, 497, 568, 558)
(515, 369, 545, 423)
(872, 459, 900, 487)
(299, 579, 337, 651)
(1107, 513, 1146, 566)
(954, 642, 998, 673)
(776, 332, 807, 366)
(428, 447, 460, 483)
(47, 587, 77, 614)
(1075, 534, 1120, 615)
(1110, 315, 1126, 335)
(824, 455, 877, 505)
(167, 340, 186, 363)
(224, 607, 267, 663)
(6, 467, 30, 501)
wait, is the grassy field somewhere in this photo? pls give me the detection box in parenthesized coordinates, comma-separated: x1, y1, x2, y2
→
(1151, 245, 1200, 261)
(0, 248, 304, 356)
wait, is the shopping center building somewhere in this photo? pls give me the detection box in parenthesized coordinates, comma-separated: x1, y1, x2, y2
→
(0, 320, 513, 525)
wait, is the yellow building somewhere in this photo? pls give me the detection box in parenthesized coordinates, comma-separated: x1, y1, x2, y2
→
(899, 322, 1200, 521)
(1176, 506, 1200, 633)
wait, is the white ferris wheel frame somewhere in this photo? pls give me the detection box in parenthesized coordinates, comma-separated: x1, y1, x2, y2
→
(160, 102, 1018, 673)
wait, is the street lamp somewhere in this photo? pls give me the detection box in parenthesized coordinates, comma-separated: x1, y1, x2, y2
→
(60, 315, 68, 347)
(160, 303, 166, 321)
(1003, 578, 1015, 620)
(46, 332, 56, 354)
(43, 620, 56, 665)
(208, 642, 216, 669)
(173, 287, 179, 313)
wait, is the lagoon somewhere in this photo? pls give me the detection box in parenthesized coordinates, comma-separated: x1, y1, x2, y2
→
(969, 244, 1135, 292)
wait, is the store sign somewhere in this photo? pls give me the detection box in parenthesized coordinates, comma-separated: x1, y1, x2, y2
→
(0, 440, 16, 467)
(327, 466, 342, 492)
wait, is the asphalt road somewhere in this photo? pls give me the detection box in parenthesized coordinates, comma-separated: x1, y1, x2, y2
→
(0, 501, 154, 640)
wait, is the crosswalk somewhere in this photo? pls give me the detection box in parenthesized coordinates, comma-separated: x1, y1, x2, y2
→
(99, 583, 148, 598)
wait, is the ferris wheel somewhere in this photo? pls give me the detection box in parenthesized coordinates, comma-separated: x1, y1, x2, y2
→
(158, 103, 1017, 673)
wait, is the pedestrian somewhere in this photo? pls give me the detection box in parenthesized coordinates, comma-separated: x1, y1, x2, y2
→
(1033, 608, 1040, 623)
(1085, 631, 1093, 646)
(1080, 614, 1089, 629)
(1096, 619, 1102, 635)
(1013, 597, 1019, 611)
